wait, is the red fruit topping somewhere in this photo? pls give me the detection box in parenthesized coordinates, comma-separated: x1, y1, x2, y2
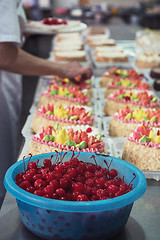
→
(49, 179, 59, 190)
(124, 96, 130, 101)
(26, 186, 35, 193)
(108, 169, 118, 178)
(27, 161, 37, 170)
(34, 190, 44, 196)
(85, 178, 95, 187)
(15, 172, 24, 181)
(86, 127, 92, 133)
(107, 184, 118, 194)
(19, 181, 31, 190)
(34, 179, 47, 189)
(44, 185, 55, 196)
(77, 194, 89, 201)
(56, 188, 65, 197)
(72, 182, 84, 193)
(43, 159, 52, 167)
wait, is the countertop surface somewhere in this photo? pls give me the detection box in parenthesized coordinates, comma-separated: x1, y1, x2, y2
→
(0, 178, 160, 240)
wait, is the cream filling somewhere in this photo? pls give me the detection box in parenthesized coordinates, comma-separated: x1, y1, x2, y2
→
(55, 51, 86, 58)
(137, 54, 160, 62)
(95, 46, 123, 52)
(96, 51, 127, 58)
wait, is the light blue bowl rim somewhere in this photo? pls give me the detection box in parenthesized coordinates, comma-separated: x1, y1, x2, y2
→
(4, 152, 147, 212)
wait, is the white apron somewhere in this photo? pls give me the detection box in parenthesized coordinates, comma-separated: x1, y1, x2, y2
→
(0, 0, 26, 198)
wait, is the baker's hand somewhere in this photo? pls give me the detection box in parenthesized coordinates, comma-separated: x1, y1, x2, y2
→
(60, 62, 93, 82)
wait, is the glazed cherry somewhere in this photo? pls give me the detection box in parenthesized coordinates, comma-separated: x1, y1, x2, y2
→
(26, 186, 35, 193)
(78, 162, 86, 173)
(54, 165, 64, 174)
(95, 177, 105, 188)
(85, 178, 95, 187)
(34, 189, 44, 196)
(19, 180, 31, 190)
(44, 172, 54, 182)
(49, 179, 59, 189)
(27, 161, 37, 170)
(109, 169, 118, 178)
(32, 173, 42, 181)
(59, 178, 69, 189)
(56, 188, 65, 197)
(83, 184, 92, 197)
(43, 159, 52, 167)
(84, 171, 94, 179)
(15, 172, 24, 181)
(67, 168, 77, 178)
(94, 170, 104, 178)
(85, 163, 95, 172)
(72, 182, 84, 193)
(77, 194, 89, 201)
(96, 189, 108, 199)
(44, 185, 55, 195)
(34, 179, 47, 189)
(107, 184, 118, 194)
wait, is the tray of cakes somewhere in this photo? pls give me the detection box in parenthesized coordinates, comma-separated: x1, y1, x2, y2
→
(91, 46, 132, 68)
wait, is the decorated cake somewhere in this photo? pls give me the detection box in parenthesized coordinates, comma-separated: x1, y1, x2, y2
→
(38, 84, 91, 107)
(104, 89, 159, 116)
(95, 51, 128, 63)
(54, 50, 87, 62)
(45, 76, 92, 97)
(100, 67, 143, 87)
(29, 125, 105, 155)
(95, 46, 124, 54)
(24, 18, 81, 34)
(54, 33, 84, 52)
(122, 124, 160, 171)
(87, 35, 115, 47)
(56, 32, 82, 41)
(105, 77, 152, 97)
(109, 106, 160, 137)
(32, 104, 94, 133)
(136, 53, 160, 69)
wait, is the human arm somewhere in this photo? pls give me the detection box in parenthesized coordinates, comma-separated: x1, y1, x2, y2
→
(0, 42, 92, 80)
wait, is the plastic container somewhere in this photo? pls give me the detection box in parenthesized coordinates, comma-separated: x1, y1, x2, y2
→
(4, 152, 147, 240)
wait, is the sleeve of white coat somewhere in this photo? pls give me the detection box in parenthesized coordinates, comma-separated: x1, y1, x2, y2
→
(0, 0, 21, 43)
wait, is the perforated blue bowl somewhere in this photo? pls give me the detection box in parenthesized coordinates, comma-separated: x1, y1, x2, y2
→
(4, 152, 147, 240)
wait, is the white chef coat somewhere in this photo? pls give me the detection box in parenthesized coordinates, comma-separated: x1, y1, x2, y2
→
(0, 0, 26, 198)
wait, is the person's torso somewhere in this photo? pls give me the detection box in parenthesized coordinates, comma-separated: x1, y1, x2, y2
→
(0, 0, 27, 118)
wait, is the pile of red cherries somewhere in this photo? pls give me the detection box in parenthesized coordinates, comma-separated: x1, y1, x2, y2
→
(42, 18, 67, 25)
(15, 152, 135, 201)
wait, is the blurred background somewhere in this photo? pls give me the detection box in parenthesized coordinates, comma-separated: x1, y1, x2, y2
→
(22, 0, 160, 28)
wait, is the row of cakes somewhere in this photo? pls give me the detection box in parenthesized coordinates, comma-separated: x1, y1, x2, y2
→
(98, 67, 160, 172)
(52, 32, 88, 62)
(27, 73, 105, 156)
(85, 29, 129, 64)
